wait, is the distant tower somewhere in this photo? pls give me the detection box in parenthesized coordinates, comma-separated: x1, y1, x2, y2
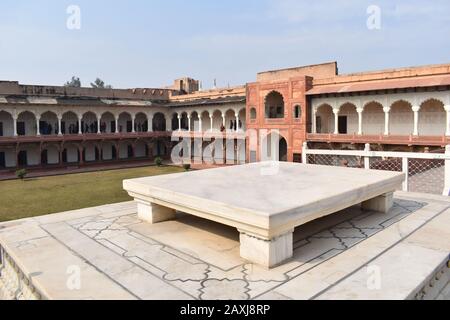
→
(173, 77, 200, 94)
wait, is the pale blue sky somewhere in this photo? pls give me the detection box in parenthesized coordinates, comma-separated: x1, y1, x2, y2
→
(0, 0, 449, 89)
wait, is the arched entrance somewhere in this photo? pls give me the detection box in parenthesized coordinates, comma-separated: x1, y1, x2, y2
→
(262, 132, 288, 162)
(419, 99, 446, 135)
(315, 104, 334, 133)
(153, 113, 166, 132)
(279, 138, 287, 162)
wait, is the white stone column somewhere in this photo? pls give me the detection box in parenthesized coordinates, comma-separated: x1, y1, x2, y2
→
(402, 157, 409, 192)
(312, 108, 317, 134)
(36, 115, 41, 136)
(97, 117, 101, 134)
(364, 143, 370, 169)
(445, 106, 450, 136)
(301, 142, 308, 164)
(222, 113, 226, 127)
(178, 115, 181, 132)
(13, 116, 18, 137)
(78, 116, 82, 134)
(58, 116, 63, 135)
(443, 145, 450, 196)
(131, 115, 135, 133)
(210, 115, 213, 132)
(198, 117, 202, 133)
(357, 107, 363, 135)
(115, 116, 119, 134)
(235, 114, 240, 132)
(383, 107, 390, 136)
(166, 116, 171, 132)
(187, 115, 191, 132)
(412, 106, 420, 136)
(333, 108, 339, 134)
(147, 114, 153, 132)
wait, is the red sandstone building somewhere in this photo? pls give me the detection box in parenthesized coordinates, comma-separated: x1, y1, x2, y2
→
(247, 62, 450, 163)
(1, 61, 450, 173)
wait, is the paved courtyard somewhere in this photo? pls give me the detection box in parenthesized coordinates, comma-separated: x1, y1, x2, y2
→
(0, 191, 449, 300)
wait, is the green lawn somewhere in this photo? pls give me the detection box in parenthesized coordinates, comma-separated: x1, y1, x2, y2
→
(0, 166, 184, 222)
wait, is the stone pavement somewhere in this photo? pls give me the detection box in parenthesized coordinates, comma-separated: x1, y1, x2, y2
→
(0, 191, 449, 300)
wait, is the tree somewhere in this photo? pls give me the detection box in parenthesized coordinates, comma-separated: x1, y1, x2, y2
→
(64, 76, 81, 88)
(91, 78, 112, 89)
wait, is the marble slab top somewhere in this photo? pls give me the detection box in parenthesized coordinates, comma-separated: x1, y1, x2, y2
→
(123, 162, 404, 231)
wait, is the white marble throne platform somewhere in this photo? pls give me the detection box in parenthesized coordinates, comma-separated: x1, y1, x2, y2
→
(123, 162, 405, 267)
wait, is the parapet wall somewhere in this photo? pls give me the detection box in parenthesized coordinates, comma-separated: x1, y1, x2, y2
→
(0, 81, 176, 101)
(313, 62, 450, 86)
(0, 246, 42, 300)
(169, 86, 246, 102)
(256, 62, 338, 82)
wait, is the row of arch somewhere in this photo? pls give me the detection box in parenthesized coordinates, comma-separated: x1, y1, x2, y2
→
(0, 110, 168, 136)
(0, 139, 169, 168)
(314, 98, 450, 136)
(170, 108, 246, 132)
(0, 106, 247, 137)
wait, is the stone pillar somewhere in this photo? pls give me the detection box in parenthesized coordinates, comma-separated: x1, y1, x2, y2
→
(402, 157, 409, 192)
(135, 200, 176, 224)
(13, 116, 17, 137)
(36, 115, 41, 136)
(445, 106, 450, 136)
(147, 114, 153, 132)
(98, 144, 103, 161)
(198, 117, 202, 133)
(312, 108, 317, 134)
(187, 115, 191, 132)
(364, 143, 370, 169)
(210, 115, 213, 131)
(78, 146, 84, 164)
(115, 116, 119, 134)
(58, 116, 63, 135)
(58, 147, 63, 164)
(443, 145, 450, 196)
(222, 113, 226, 127)
(412, 106, 420, 136)
(235, 114, 240, 132)
(333, 108, 339, 135)
(239, 230, 294, 268)
(166, 117, 171, 132)
(78, 116, 82, 135)
(131, 115, 135, 133)
(97, 117, 101, 134)
(383, 107, 390, 136)
(362, 192, 394, 214)
(178, 115, 181, 132)
(357, 108, 363, 135)
(301, 142, 308, 164)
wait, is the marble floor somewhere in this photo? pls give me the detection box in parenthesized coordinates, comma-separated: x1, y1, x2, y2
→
(0, 191, 449, 300)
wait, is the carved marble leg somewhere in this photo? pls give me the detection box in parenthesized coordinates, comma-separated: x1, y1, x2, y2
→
(362, 192, 394, 213)
(239, 230, 294, 268)
(136, 200, 176, 224)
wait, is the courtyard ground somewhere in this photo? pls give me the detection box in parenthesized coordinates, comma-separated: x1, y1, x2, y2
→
(0, 165, 184, 222)
(1, 191, 448, 300)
